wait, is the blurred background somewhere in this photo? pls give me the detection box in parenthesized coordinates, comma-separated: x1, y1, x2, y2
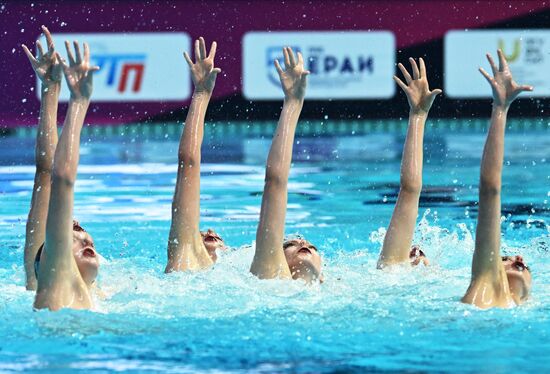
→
(1, 0, 548, 130)
(2, 0, 548, 169)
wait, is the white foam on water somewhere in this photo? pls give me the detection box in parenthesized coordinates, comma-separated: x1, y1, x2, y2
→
(1, 149, 548, 371)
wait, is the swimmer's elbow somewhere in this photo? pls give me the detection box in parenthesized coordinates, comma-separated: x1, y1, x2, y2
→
(177, 153, 199, 168)
(264, 169, 286, 188)
(35, 157, 54, 174)
(52, 166, 76, 186)
(400, 178, 422, 195)
(479, 176, 501, 196)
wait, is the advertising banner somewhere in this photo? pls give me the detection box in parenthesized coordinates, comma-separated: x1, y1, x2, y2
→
(36, 33, 191, 102)
(444, 30, 549, 98)
(242, 31, 395, 100)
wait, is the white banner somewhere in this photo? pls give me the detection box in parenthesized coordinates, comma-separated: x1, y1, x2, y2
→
(36, 33, 190, 102)
(242, 31, 395, 100)
(444, 30, 549, 98)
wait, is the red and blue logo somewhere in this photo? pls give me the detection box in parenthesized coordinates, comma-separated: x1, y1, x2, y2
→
(94, 54, 146, 93)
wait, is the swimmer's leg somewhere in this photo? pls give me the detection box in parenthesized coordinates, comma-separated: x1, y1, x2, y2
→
(377, 58, 441, 268)
(34, 40, 99, 310)
(165, 37, 220, 272)
(250, 47, 309, 280)
(462, 50, 533, 308)
(22, 26, 61, 290)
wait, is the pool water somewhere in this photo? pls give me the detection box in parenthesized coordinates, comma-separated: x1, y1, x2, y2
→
(0, 127, 549, 372)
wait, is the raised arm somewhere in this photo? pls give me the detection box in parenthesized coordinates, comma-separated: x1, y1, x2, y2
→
(250, 47, 309, 279)
(34, 41, 99, 310)
(22, 26, 62, 290)
(377, 58, 441, 268)
(165, 37, 221, 272)
(462, 50, 533, 308)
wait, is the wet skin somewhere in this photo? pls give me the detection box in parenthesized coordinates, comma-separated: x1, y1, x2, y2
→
(502, 255, 532, 304)
(71, 230, 100, 286)
(201, 229, 225, 262)
(409, 245, 430, 266)
(283, 239, 322, 282)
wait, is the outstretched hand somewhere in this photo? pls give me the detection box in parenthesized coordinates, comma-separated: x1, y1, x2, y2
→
(394, 57, 442, 115)
(22, 26, 62, 88)
(479, 49, 533, 109)
(56, 41, 100, 101)
(274, 47, 310, 101)
(184, 37, 221, 95)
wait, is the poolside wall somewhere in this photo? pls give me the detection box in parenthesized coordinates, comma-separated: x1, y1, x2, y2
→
(1, 0, 549, 128)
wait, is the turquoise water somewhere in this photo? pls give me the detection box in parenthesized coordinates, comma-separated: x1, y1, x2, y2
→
(0, 127, 549, 372)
